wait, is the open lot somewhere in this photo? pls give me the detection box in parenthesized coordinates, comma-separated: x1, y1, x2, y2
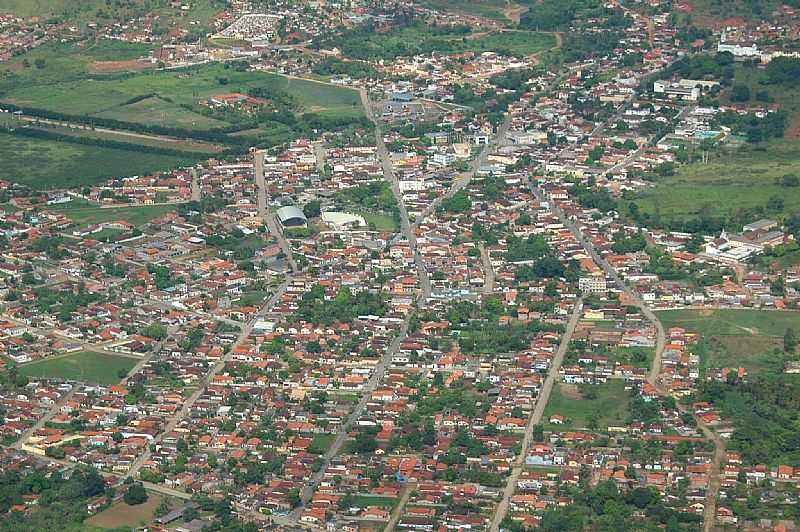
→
(657, 309, 800, 375)
(543, 380, 631, 431)
(19, 351, 137, 385)
(50, 199, 176, 227)
(0, 131, 194, 189)
(631, 139, 800, 225)
(86, 493, 166, 529)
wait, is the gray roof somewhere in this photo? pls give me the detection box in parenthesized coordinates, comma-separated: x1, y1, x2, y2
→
(276, 205, 307, 223)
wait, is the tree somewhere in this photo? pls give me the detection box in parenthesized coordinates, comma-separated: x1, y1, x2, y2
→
(785, 328, 797, 353)
(303, 200, 321, 219)
(123, 483, 148, 505)
(731, 84, 751, 102)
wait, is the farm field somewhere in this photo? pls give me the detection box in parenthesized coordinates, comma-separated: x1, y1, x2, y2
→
(50, 199, 176, 227)
(656, 309, 800, 375)
(19, 351, 138, 385)
(630, 139, 800, 226)
(543, 380, 631, 431)
(0, 132, 194, 189)
(85, 493, 166, 529)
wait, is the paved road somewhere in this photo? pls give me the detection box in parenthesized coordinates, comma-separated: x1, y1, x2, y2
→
(360, 88, 431, 304)
(384, 483, 414, 532)
(265, 211, 300, 273)
(127, 279, 291, 478)
(479, 244, 495, 295)
(11, 386, 79, 450)
(490, 299, 583, 531)
(190, 167, 201, 202)
(293, 320, 411, 516)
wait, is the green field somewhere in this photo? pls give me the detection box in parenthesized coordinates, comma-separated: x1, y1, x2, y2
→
(657, 309, 800, 375)
(0, 131, 194, 189)
(727, 64, 800, 131)
(19, 351, 137, 385)
(1, 52, 363, 131)
(631, 139, 800, 225)
(421, 0, 509, 20)
(543, 380, 631, 431)
(50, 199, 175, 227)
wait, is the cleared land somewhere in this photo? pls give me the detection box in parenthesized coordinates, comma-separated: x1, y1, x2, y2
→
(19, 351, 137, 385)
(543, 380, 631, 431)
(50, 199, 175, 227)
(631, 139, 800, 224)
(86, 493, 166, 529)
(421, 0, 509, 20)
(0, 131, 194, 189)
(657, 309, 800, 375)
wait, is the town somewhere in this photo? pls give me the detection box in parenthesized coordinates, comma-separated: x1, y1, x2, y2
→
(0, 0, 800, 531)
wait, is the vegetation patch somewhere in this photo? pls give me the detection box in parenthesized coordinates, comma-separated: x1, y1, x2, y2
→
(543, 380, 632, 431)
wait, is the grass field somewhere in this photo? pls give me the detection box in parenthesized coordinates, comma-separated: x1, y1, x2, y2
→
(19, 351, 137, 385)
(50, 199, 175, 227)
(0, 131, 194, 189)
(350, 495, 398, 509)
(657, 309, 800, 375)
(631, 139, 800, 225)
(86, 493, 165, 528)
(544, 380, 631, 431)
(360, 211, 400, 232)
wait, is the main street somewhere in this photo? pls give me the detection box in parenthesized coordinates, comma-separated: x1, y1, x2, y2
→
(489, 299, 583, 531)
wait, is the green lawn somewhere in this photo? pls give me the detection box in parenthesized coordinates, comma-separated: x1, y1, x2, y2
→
(19, 351, 137, 385)
(51, 199, 176, 227)
(657, 309, 800, 375)
(631, 139, 800, 225)
(0, 131, 194, 189)
(544, 380, 631, 431)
